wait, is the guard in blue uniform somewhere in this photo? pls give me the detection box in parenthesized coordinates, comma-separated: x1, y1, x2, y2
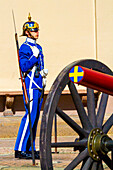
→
(14, 14, 48, 159)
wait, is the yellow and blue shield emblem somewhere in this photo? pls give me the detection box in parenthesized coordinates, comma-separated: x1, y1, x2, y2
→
(69, 65, 84, 83)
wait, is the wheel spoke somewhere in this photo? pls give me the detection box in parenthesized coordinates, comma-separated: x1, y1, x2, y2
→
(68, 81, 92, 131)
(51, 138, 87, 148)
(91, 162, 104, 170)
(102, 113, 113, 134)
(40, 60, 113, 170)
(81, 157, 93, 170)
(87, 88, 97, 127)
(56, 107, 88, 137)
(101, 154, 112, 169)
(97, 93, 108, 128)
(64, 149, 88, 170)
(97, 162, 104, 170)
(90, 162, 98, 170)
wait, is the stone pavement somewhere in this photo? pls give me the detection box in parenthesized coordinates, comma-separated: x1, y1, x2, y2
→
(0, 137, 79, 170)
(0, 138, 40, 170)
(0, 113, 78, 170)
(0, 112, 111, 169)
(0, 137, 110, 170)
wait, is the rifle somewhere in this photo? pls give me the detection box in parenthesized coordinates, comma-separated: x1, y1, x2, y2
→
(12, 10, 35, 165)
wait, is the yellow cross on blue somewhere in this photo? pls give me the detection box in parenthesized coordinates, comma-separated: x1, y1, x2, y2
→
(69, 66, 84, 83)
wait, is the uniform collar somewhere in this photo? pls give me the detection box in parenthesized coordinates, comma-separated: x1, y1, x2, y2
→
(26, 37, 36, 44)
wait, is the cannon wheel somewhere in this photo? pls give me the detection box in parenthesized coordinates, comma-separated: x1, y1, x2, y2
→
(40, 59, 113, 170)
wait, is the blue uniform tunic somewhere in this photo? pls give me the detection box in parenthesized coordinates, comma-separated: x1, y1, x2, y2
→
(14, 37, 44, 151)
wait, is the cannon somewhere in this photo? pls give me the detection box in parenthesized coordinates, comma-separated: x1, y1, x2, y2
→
(40, 59, 113, 169)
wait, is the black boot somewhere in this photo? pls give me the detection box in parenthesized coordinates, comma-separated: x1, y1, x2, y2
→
(28, 150, 40, 159)
(15, 150, 32, 159)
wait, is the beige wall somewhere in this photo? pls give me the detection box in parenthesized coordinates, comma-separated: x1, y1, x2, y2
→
(96, 0, 113, 67)
(0, 0, 113, 91)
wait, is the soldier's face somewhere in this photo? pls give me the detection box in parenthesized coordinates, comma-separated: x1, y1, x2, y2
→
(26, 30, 39, 40)
(30, 30, 39, 39)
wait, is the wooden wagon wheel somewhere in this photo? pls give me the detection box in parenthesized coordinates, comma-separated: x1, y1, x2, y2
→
(40, 59, 113, 170)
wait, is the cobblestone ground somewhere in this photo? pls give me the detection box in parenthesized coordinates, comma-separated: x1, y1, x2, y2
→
(0, 137, 81, 170)
(0, 111, 112, 169)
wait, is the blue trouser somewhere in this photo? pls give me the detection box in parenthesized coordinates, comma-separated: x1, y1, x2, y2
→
(14, 88, 43, 151)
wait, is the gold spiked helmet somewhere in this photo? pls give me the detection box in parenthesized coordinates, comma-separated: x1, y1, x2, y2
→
(22, 13, 39, 36)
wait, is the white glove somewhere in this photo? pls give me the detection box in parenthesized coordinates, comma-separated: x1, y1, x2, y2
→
(43, 77, 47, 86)
(40, 69, 48, 78)
(32, 46, 39, 58)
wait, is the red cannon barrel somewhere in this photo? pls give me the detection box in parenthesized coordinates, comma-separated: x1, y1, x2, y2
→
(69, 65, 113, 96)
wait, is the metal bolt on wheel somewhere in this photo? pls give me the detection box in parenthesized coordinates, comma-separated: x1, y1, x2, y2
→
(40, 59, 113, 170)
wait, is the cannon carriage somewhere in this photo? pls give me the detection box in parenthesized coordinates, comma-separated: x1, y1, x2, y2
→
(40, 59, 113, 170)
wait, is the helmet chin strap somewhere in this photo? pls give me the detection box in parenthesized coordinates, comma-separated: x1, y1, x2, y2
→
(28, 30, 36, 40)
